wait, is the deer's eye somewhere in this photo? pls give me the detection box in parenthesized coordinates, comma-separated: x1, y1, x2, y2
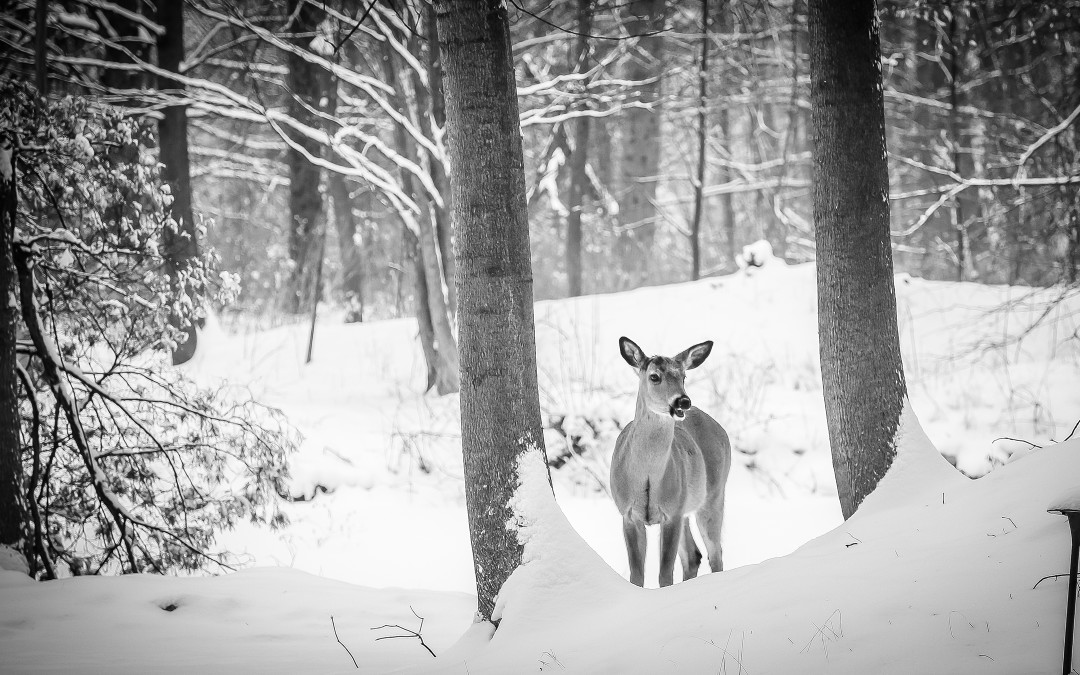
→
(648, 373, 661, 384)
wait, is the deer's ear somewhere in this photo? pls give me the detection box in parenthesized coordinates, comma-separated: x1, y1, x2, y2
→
(619, 337, 646, 369)
(677, 340, 713, 370)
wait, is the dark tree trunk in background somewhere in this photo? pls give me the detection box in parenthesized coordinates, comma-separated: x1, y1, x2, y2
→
(422, 4, 458, 316)
(284, 0, 332, 315)
(34, 0, 48, 93)
(690, 0, 710, 281)
(380, 41, 460, 396)
(0, 140, 28, 571)
(947, 9, 976, 282)
(566, 0, 592, 297)
(809, 0, 907, 520)
(717, 0, 737, 268)
(157, 0, 199, 365)
(616, 0, 666, 288)
(329, 174, 365, 323)
(102, 0, 146, 93)
(435, 0, 550, 623)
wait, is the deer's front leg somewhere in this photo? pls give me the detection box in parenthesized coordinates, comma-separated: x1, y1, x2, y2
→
(658, 516, 683, 587)
(621, 515, 647, 587)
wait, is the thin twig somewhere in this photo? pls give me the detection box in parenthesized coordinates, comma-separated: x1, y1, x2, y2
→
(331, 616, 358, 669)
(371, 606, 437, 658)
(1033, 573, 1078, 590)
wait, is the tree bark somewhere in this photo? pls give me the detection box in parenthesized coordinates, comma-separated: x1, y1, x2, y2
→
(34, 0, 48, 94)
(566, 0, 593, 297)
(102, 0, 146, 94)
(616, 0, 666, 288)
(809, 0, 907, 520)
(421, 5, 458, 316)
(717, 0, 737, 268)
(157, 0, 199, 365)
(0, 138, 28, 570)
(284, 0, 331, 315)
(380, 41, 460, 395)
(690, 0, 710, 281)
(435, 0, 550, 623)
(329, 174, 365, 323)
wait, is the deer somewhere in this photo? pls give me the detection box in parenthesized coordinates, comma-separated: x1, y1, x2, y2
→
(609, 337, 732, 587)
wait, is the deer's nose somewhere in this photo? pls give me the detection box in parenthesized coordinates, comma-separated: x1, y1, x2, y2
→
(674, 395, 691, 411)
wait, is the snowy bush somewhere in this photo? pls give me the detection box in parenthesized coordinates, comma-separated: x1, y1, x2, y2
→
(2, 82, 296, 578)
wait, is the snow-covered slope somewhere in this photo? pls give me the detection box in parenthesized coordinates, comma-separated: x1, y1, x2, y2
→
(2, 262, 1077, 673)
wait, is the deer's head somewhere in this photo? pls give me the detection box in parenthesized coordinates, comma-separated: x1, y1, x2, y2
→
(619, 337, 713, 420)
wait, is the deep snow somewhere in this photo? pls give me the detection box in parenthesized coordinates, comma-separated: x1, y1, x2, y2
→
(1, 262, 1077, 673)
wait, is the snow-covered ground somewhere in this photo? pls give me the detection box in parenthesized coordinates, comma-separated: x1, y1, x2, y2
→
(2, 261, 1078, 673)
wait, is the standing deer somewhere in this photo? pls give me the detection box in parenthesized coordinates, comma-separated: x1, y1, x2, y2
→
(610, 337, 731, 587)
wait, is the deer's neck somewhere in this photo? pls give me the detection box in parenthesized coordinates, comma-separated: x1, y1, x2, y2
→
(629, 390, 676, 470)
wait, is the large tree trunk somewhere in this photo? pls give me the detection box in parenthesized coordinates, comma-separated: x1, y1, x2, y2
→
(156, 0, 199, 365)
(284, 0, 331, 315)
(616, 0, 666, 288)
(436, 0, 550, 623)
(0, 139, 28, 571)
(566, 0, 592, 297)
(809, 0, 907, 520)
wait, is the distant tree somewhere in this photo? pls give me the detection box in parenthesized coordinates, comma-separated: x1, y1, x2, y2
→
(436, 0, 550, 622)
(565, 0, 592, 297)
(809, 0, 907, 518)
(616, 0, 666, 288)
(689, 0, 710, 281)
(0, 134, 28, 572)
(157, 0, 200, 364)
(283, 0, 333, 314)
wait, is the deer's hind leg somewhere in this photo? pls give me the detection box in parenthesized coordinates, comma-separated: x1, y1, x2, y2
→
(696, 499, 726, 573)
(680, 517, 702, 581)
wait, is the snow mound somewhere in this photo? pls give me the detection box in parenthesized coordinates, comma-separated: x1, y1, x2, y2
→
(0, 545, 28, 575)
(416, 427, 1080, 673)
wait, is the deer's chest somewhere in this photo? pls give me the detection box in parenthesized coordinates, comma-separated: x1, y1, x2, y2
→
(611, 427, 707, 523)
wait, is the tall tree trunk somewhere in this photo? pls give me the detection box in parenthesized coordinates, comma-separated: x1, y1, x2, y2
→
(34, 0, 48, 94)
(616, 0, 666, 288)
(566, 0, 593, 297)
(380, 41, 460, 395)
(157, 0, 199, 365)
(329, 174, 365, 323)
(0, 139, 28, 572)
(102, 0, 145, 94)
(423, 4, 457, 316)
(436, 0, 550, 623)
(284, 0, 331, 314)
(947, 8, 977, 282)
(717, 0, 737, 268)
(690, 0, 710, 281)
(809, 0, 907, 520)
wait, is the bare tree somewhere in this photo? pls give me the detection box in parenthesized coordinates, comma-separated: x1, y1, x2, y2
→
(435, 0, 550, 622)
(809, 0, 907, 519)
